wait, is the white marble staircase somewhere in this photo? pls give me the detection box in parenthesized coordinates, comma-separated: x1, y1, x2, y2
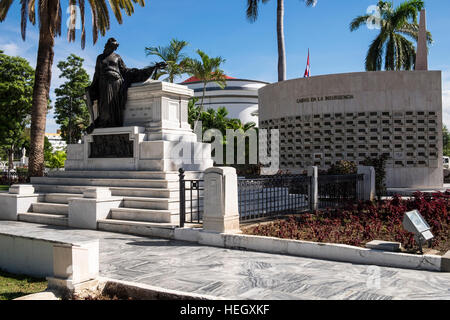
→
(17, 170, 202, 236)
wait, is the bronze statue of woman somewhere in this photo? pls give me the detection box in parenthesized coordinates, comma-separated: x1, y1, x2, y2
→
(86, 38, 166, 133)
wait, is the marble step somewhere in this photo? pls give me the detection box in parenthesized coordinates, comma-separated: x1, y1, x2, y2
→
(31, 203, 68, 215)
(122, 197, 179, 210)
(122, 196, 201, 211)
(47, 170, 203, 180)
(33, 184, 176, 198)
(110, 208, 174, 223)
(97, 219, 177, 239)
(44, 193, 83, 204)
(31, 177, 178, 189)
(18, 212, 68, 227)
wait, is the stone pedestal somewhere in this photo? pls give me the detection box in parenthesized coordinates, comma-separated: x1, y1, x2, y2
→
(307, 166, 318, 211)
(0, 185, 40, 220)
(47, 240, 99, 292)
(357, 166, 376, 201)
(202, 167, 240, 234)
(65, 80, 213, 172)
(68, 188, 122, 230)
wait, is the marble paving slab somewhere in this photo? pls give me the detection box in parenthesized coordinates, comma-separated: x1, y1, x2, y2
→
(0, 221, 449, 300)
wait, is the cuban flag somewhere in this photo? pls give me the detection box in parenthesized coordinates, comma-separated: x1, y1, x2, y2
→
(304, 49, 310, 78)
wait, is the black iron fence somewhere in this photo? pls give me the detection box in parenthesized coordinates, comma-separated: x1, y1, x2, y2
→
(238, 175, 311, 221)
(318, 174, 364, 208)
(179, 168, 204, 228)
(179, 169, 366, 226)
(0, 171, 30, 186)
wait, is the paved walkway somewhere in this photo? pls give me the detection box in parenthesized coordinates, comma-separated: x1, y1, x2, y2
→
(1, 221, 449, 300)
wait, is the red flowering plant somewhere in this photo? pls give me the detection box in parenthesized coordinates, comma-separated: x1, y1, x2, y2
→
(243, 192, 450, 254)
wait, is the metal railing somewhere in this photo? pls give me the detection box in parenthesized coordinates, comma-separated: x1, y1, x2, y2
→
(178, 168, 204, 228)
(318, 174, 364, 208)
(0, 171, 30, 186)
(178, 169, 366, 226)
(238, 175, 312, 221)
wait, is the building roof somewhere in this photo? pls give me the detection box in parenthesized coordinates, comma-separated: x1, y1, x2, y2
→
(182, 75, 236, 84)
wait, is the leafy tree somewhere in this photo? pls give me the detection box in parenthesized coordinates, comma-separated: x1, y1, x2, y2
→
(350, 0, 432, 71)
(362, 154, 390, 199)
(184, 50, 227, 130)
(0, 0, 147, 177)
(188, 101, 257, 174)
(246, 0, 317, 81)
(443, 126, 450, 157)
(54, 54, 91, 144)
(327, 160, 357, 175)
(46, 150, 66, 169)
(145, 39, 189, 83)
(0, 51, 34, 172)
(20, 129, 53, 161)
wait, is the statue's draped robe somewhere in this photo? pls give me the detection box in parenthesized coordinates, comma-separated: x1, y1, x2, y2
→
(88, 52, 156, 128)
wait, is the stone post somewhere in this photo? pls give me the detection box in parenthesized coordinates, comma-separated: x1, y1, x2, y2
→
(47, 240, 99, 292)
(357, 166, 376, 201)
(307, 166, 318, 211)
(68, 187, 122, 230)
(415, 9, 428, 71)
(202, 167, 240, 233)
(0, 185, 39, 221)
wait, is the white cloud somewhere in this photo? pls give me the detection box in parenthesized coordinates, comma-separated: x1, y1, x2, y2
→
(1, 42, 20, 56)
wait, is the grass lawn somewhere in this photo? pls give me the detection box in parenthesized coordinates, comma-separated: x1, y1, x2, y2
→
(0, 185, 10, 191)
(0, 270, 47, 300)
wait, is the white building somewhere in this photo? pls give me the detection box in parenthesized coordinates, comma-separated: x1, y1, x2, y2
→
(45, 131, 67, 152)
(182, 76, 268, 125)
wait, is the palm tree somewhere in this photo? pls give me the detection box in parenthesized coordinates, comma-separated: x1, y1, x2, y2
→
(350, 0, 432, 71)
(0, 0, 146, 176)
(246, 0, 317, 82)
(184, 50, 227, 130)
(145, 39, 189, 83)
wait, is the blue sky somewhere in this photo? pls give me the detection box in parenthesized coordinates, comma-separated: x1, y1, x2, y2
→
(1, 0, 450, 132)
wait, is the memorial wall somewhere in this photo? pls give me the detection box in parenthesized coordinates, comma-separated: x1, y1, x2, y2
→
(259, 71, 443, 188)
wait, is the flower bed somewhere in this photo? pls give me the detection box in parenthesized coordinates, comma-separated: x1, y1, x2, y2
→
(242, 192, 450, 255)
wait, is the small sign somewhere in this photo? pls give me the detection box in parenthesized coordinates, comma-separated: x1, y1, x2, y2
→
(405, 210, 430, 233)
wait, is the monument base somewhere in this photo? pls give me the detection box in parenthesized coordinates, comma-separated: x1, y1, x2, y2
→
(0, 81, 212, 232)
(65, 126, 212, 172)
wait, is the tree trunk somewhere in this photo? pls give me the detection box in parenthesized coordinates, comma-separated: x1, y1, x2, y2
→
(193, 82, 207, 133)
(28, 3, 58, 177)
(277, 0, 286, 82)
(7, 145, 14, 178)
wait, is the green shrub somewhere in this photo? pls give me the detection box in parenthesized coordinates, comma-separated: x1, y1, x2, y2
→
(361, 154, 389, 198)
(327, 160, 357, 175)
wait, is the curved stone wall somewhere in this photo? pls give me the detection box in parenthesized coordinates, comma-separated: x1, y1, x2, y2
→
(259, 71, 443, 188)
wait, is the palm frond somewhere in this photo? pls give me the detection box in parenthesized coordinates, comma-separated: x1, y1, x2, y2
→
(391, 0, 424, 28)
(303, 0, 317, 8)
(87, 0, 99, 44)
(0, 0, 14, 21)
(108, 0, 123, 24)
(365, 33, 385, 71)
(397, 23, 419, 41)
(349, 14, 372, 32)
(385, 34, 395, 70)
(55, 0, 62, 36)
(68, 0, 77, 42)
(28, 0, 35, 24)
(79, 0, 86, 48)
(246, 0, 269, 22)
(20, 0, 28, 40)
(398, 35, 416, 70)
